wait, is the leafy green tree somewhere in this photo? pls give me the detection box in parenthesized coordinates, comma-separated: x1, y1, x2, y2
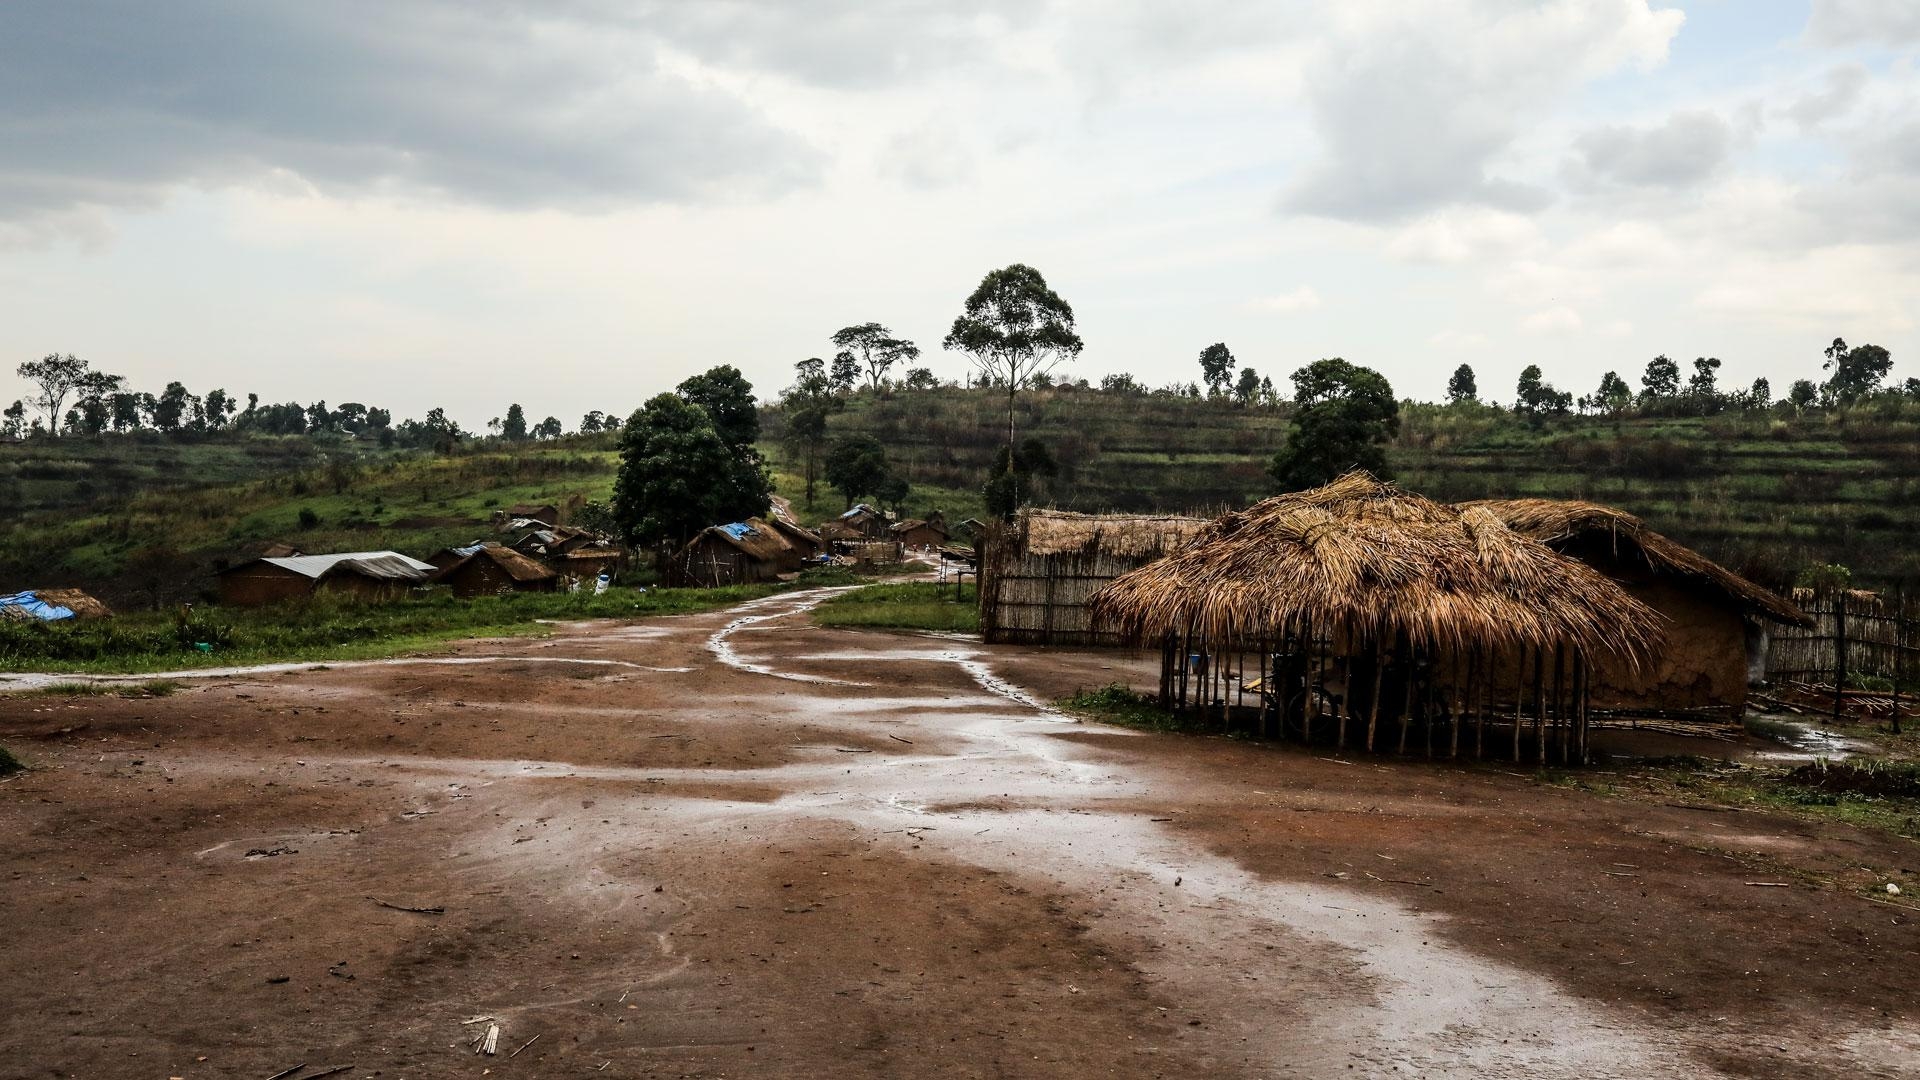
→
(14, 353, 91, 436)
(1686, 357, 1723, 413)
(1514, 365, 1571, 421)
(1233, 367, 1261, 405)
(1747, 377, 1771, 410)
(900, 367, 939, 390)
(942, 263, 1084, 457)
(70, 371, 122, 436)
(1101, 372, 1145, 395)
(1822, 337, 1894, 404)
(1788, 378, 1819, 410)
(305, 400, 332, 432)
(781, 358, 841, 506)
(1268, 359, 1399, 490)
(1197, 343, 1236, 398)
(830, 323, 921, 390)
(1640, 354, 1680, 402)
(1445, 364, 1477, 404)
(110, 392, 143, 432)
(1594, 371, 1632, 416)
(579, 410, 607, 433)
(824, 433, 892, 509)
(983, 438, 1059, 519)
(533, 416, 563, 440)
(1, 400, 24, 439)
(501, 403, 528, 441)
(677, 365, 760, 451)
(203, 388, 237, 430)
(829, 353, 860, 393)
(614, 393, 771, 550)
(154, 382, 192, 432)
(1259, 375, 1278, 406)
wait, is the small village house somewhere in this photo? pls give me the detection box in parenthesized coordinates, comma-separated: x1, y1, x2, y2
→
(672, 518, 812, 587)
(979, 508, 1207, 646)
(217, 551, 436, 606)
(820, 503, 889, 542)
(891, 511, 950, 550)
(427, 543, 558, 597)
(1089, 473, 1665, 763)
(1463, 498, 1810, 719)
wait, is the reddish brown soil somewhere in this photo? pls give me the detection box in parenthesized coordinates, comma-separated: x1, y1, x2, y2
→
(2, 590, 1917, 1079)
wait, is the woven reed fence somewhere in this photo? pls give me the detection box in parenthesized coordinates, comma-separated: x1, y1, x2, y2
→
(1765, 588, 1918, 720)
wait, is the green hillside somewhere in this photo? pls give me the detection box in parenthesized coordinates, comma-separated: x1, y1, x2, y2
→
(4, 385, 1918, 607)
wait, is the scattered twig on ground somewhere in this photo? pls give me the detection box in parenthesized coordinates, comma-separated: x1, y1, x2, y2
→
(263, 1064, 307, 1080)
(509, 1033, 542, 1058)
(1745, 882, 1791, 887)
(888, 734, 913, 744)
(834, 748, 872, 753)
(479, 1022, 500, 1055)
(306, 1066, 353, 1079)
(368, 897, 444, 914)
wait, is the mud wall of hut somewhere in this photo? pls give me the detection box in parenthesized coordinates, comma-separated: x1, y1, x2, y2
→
(1588, 580, 1749, 715)
(218, 566, 314, 607)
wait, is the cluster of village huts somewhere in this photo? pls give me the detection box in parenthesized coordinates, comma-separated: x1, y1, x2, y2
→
(208, 499, 964, 605)
(981, 471, 1812, 761)
(213, 502, 631, 606)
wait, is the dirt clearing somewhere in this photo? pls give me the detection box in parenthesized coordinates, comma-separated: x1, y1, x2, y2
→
(3, 588, 1917, 1078)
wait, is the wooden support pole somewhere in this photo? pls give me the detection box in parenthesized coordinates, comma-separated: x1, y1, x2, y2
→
(1533, 648, 1547, 767)
(1365, 656, 1384, 753)
(1449, 651, 1462, 760)
(1512, 647, 1525, 765)
(1398, 646, 1415, 756)
(1552, 645, 1567, 765)
(1473, 648, 1487, 760)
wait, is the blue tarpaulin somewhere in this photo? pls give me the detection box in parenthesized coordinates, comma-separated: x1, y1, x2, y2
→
(0, 591, 75, 621)
(720, 522, 759, 540)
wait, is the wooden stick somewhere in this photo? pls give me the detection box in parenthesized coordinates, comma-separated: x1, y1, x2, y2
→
(1512, 647, 1525, 764)
(1364, 657, 1384, 753)
(509, 1033, 542, 1059)
(306, 1067, 353, 1079)
(481, 1022, 501, 1055)
(264, 1065, 307, 1080)
(368, 897, 444, 914)
(1533, 648, 1546, 767)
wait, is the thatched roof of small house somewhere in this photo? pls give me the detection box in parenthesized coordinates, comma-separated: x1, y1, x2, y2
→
(1015, 509, 1208, 559)
(1463, 498, 1810, 627)
(430, 543, 556, 584)
(686, 518, 797, 563)
(1090, 473, 1664, 661)
(0, 588, 113, 620)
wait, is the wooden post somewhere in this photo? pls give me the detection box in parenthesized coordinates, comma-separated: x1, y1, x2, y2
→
(1512, 647, 1525, 764)
(1449, 652, 1462, 760)
(1892, 585, 1905, 737)
(1834, 594, 1847, 725)
(1574, 653, 1589, 765)
(1364, 656, 1385, 753)
(1398, 645, 1415, 755)
(1552, 645, 1567, 765)
(1257, 634, 1272, 737)
(1473, 647, 1487, 759)
(1533, 648, 1547, 767)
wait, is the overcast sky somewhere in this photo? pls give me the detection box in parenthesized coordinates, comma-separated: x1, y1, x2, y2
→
(2, 1, 1916, 427)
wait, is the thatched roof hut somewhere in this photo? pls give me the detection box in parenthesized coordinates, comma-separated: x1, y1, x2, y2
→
(428, 543, 558, 597)
(978, 508, 1208, 646)
(1088, 474, 1667, 762)
(1461, 499, 1808, 626)
(1093, 474, 1661, 660)
(1463, 498, 1809, 716)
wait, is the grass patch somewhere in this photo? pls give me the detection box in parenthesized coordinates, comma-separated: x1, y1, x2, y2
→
(0, 584, 789, 675)
(1057, 683, 1213, 734)
(1558, 755, 1920, 839)
(0, 744, 22, 777)
(813, 582, 978, 633)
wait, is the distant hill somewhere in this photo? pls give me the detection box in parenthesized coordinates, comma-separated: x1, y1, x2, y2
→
(5, 386, 1918, 604)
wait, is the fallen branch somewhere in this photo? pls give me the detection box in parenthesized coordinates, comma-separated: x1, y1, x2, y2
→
(306, 1067, 353, 1079)
(1744, 881, 1791, 888)
(369, 897, 444, 914)
(508, 1033, 542, 1059)
(264, 1065, 307, 1080)
(479, 1022, 500, 1056)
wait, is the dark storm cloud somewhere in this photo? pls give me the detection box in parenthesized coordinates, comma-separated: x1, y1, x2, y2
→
(0, 1, 821, 222)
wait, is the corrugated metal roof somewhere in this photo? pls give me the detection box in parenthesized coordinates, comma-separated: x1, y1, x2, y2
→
(259, 551, 437, 580)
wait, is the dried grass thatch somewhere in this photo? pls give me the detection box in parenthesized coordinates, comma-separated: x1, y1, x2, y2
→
(1089, 473, 1664, 662)
(3, 588, 113, 619)
(1018, 509, 1208, 559)
(1464, 498, 1810, 627)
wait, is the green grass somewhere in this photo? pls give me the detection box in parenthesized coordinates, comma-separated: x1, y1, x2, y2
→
(0, 744, 21, 777)
(813, 582, 979, 633)
(1056, 683, 1215, 734)
(19, 678, 186, 698)
(0, 585, 787, 675)
(1550, 755, 1920, 840)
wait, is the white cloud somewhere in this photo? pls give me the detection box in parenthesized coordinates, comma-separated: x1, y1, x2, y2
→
(1570, 110, 1733, 189)
(1248, 286, 1323, 312)
(1805, 0, 1920, 46)
(1520, 306, 1583, 334)
(1386, 209, 1543, 264)
(1784, 64, 1871, 130)
(1282, 1, 1684, 222)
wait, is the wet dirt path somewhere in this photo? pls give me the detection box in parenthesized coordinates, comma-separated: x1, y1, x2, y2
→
(4, 587, 1917, 1078)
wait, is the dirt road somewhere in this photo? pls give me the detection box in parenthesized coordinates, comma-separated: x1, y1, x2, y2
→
(3, 587, 1917, 1078)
